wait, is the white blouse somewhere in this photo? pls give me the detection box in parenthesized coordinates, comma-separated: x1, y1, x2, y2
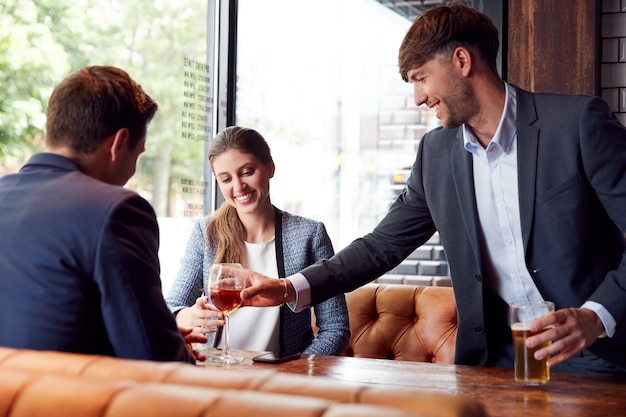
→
(216, 237, 281, 352)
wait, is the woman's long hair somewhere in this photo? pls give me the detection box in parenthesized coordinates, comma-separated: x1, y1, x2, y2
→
(206, 126, 273, 266)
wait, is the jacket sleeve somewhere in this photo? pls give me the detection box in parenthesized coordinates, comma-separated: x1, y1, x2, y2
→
(304, 222, 351, 355)
(95, 195, 193, 363)
(580, 97, 626, 324)
(165, 219, 206, 314)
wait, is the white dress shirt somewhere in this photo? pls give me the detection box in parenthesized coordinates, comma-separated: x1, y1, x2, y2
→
(463, 84, 545, 304)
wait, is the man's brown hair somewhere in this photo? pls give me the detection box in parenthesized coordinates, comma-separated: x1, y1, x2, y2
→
(398, 1, 500, 82)
(45, 66, 158, 154)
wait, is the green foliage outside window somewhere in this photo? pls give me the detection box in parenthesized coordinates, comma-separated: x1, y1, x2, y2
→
(0, 0, 207, 216)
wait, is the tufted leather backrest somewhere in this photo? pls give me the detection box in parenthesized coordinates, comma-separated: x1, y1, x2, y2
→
(344, 283, 457, 363)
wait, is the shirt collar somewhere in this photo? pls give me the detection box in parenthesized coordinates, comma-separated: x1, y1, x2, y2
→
(463, 82, 517, 154)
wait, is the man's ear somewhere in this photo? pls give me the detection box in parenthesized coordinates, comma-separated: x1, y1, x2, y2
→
(453, 47, 472, 77)
(109, 128, 130, 162)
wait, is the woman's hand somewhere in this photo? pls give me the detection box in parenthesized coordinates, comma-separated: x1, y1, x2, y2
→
(174, 296, 225, 336)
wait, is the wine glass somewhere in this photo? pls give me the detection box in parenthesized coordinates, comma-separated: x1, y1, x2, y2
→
(195, 282, 215, 351)
(207, 262, 245, 364)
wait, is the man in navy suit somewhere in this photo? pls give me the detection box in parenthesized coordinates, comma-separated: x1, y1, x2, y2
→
(0, 66, 205, 362)
(240, 1, 626, 376)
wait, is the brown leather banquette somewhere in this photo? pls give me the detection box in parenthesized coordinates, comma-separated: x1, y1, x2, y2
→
(0, 346, 485, 417)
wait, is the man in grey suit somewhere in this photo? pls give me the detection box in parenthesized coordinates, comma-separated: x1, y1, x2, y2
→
(240, 1, 626, 376)
(0, 66, 205, 362)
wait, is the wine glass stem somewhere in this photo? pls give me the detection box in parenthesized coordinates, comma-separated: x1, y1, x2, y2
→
(223, 313, 231, 359)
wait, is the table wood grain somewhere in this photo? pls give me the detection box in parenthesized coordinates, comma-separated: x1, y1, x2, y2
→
(198, 349, 626, 417)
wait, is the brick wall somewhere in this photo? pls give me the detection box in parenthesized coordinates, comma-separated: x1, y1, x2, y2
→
(602, 0, 626, 127)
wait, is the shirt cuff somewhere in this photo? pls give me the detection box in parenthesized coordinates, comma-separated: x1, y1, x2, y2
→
(285, 273, 311, 313)
(581, 301, 616, 338)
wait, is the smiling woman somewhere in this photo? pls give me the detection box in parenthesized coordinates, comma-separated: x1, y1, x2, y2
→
(165, 126, 351, 358)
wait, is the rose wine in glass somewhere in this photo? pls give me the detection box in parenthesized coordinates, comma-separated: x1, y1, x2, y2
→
(207, 263, 245, 364)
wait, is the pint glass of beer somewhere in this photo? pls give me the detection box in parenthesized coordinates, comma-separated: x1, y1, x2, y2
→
(509, 301, 555, 385)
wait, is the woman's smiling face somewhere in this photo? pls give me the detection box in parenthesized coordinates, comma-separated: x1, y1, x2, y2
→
(211, 148, 275, 215)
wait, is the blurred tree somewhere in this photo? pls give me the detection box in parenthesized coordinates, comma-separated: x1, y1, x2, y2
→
(0, 0, 208, 216)
(0, 0, 72, 166)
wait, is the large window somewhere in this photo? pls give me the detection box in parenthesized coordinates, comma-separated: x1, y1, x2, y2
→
(0, 0, 211, 291)
(235, 0, 436, 251)
(5, 0, 496, 291)
(232, 0, 504, 287)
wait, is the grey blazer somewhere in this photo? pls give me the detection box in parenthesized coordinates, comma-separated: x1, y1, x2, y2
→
(301, 85, 626, 369)
(166, 207, 350, 356)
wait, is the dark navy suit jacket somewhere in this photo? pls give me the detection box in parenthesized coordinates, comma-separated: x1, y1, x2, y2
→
(0, 153, 192, 362)
(302, 85, 626, 370)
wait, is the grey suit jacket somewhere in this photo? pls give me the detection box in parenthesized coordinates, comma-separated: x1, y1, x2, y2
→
(302, 85, 626, 369)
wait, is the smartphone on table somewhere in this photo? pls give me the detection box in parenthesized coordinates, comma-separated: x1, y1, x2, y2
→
(252, 352, 302, 364)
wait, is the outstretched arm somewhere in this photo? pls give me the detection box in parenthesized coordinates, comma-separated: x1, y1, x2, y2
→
(240, 269, 296, 306)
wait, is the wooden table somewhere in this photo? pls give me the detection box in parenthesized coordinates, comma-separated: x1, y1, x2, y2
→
(198, 349, 626, 417)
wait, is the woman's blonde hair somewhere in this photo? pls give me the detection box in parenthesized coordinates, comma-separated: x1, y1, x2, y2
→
(206, 126, 273, 266)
